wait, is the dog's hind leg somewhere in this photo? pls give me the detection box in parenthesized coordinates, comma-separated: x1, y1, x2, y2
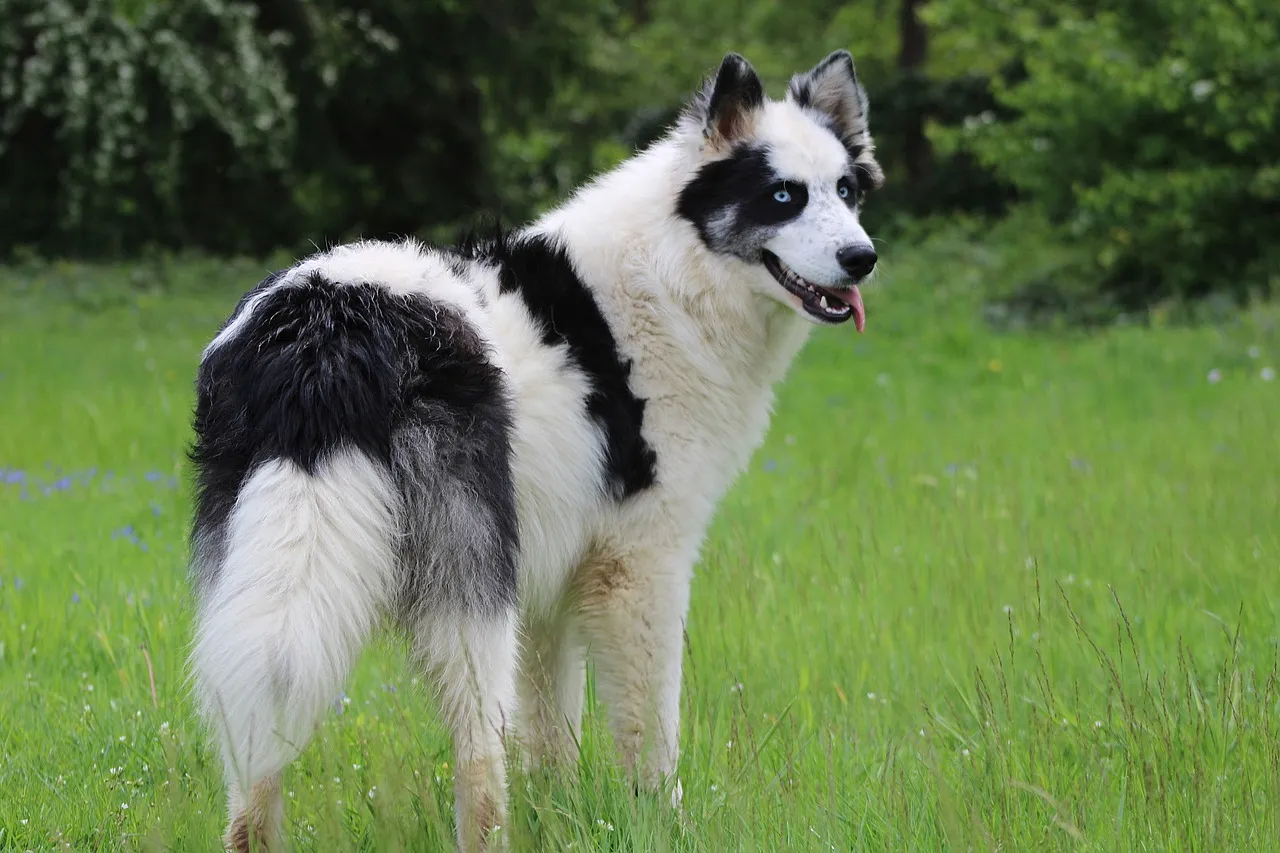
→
(190, 450, 399, 852)
(412, 609, 518, 852)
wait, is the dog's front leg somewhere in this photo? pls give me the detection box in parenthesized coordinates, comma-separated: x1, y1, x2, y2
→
(577, 546, 690, 804)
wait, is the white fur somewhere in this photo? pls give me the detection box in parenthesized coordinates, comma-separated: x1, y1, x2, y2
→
(191, 449, 398, 839)
(194, 65, 873, 849)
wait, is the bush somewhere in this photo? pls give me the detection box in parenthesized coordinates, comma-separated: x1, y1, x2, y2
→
(928, 0, 1280, 309)
(0, 0, 295, 256)
(0, 0, 621, 258)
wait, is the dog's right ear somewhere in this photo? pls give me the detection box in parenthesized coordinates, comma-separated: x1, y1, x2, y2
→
(691, 53, 765, 149)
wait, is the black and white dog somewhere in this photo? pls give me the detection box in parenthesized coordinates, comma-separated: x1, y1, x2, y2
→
(188, 50, 882, 851)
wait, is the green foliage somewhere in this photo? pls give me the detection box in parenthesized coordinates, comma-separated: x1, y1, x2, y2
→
(929, 0, 1280, 308)
(0, 0, 620, 257)
(0, 0, 294, 255)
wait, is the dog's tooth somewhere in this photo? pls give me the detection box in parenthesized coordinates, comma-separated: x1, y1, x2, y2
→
(820, 295, 829, 310)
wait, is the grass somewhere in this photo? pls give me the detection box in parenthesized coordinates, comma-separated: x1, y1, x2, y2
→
(1, 232, 1278, 851)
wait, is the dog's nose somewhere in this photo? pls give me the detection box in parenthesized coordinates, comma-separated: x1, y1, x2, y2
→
(836, 245, 877, 279)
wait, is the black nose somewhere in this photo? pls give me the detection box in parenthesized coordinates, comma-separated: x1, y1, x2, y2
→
(836, 245, 877, 279)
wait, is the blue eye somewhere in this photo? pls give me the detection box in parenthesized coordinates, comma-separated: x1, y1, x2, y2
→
(838, 185, 850, 199)
(773, 188, 791, 203)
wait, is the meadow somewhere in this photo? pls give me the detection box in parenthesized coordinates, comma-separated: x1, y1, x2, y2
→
(1, 232, 1277, 851)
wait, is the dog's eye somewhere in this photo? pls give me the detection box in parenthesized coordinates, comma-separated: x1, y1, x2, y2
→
(773, 188, 792, 203)
(837, 185, 850, 199)
(837, 178, 855, 200)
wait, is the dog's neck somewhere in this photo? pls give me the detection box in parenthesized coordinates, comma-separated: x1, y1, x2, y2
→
(531, 136, 814, 392)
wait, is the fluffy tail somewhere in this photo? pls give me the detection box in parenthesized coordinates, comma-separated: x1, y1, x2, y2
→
(189, 448, 398, 792)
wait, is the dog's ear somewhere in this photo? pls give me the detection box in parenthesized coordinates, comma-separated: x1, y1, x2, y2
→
(788, 50, 884, 187)
(692, 53, 765, 149)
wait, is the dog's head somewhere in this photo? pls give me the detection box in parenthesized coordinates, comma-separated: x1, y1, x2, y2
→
(676, 51, 884, 330)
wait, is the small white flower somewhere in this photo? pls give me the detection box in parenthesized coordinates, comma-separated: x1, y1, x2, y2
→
(1262, 367, 1275, 382)
(121, 803, 128, 810)
(919, 729, 926, 737)
(867, 692, 876, 700)
(352, 763, 361, 771)
(1094, 720, 1103, 729)
(1002, 605, 1013, 614)
(367, 787, 376, 800)
(726, 740, 733, 750)
(1208, 368, 1222, 383)
(20, 819, 27, 825)
(710, 783, 718, 792)
(961, 748, 970, 757)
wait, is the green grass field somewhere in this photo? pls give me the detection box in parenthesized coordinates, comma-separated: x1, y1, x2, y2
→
(2, 235, 1278, 851)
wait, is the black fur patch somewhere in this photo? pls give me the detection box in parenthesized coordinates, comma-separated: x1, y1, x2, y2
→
(456, 229, 658, 500)
(677, 145, 807, 255)
(189, 272, 518, 612)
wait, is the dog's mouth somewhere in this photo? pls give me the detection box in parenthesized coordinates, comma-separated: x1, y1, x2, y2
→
(761, 251, 866, 332)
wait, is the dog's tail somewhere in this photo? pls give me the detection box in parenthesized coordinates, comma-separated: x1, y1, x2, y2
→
(189, 448, 399, 791)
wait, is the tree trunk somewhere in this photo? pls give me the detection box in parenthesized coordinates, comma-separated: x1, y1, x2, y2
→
(898, 0, 933, 183)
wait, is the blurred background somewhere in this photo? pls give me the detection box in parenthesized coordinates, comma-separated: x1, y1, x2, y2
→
(0, 0, 1277, 320)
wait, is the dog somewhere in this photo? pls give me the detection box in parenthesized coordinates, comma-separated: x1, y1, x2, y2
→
(188, 49, 882, 851)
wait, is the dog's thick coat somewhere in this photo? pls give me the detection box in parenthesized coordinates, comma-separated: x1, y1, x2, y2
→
(189, 50, 882, 851)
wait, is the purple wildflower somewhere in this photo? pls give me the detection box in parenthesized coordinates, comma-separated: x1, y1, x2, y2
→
(144, 471, 162, 483)
(71, 593, 80, 604)
(14, 578, 23, 590)
(762, 459, 778, 472)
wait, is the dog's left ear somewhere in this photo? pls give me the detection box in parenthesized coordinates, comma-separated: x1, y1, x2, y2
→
(693, 53, 765, 149)
(788, 50, 884, 186)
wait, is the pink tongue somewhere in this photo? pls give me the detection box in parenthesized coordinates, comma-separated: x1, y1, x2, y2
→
(849, 285, 866, 333)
